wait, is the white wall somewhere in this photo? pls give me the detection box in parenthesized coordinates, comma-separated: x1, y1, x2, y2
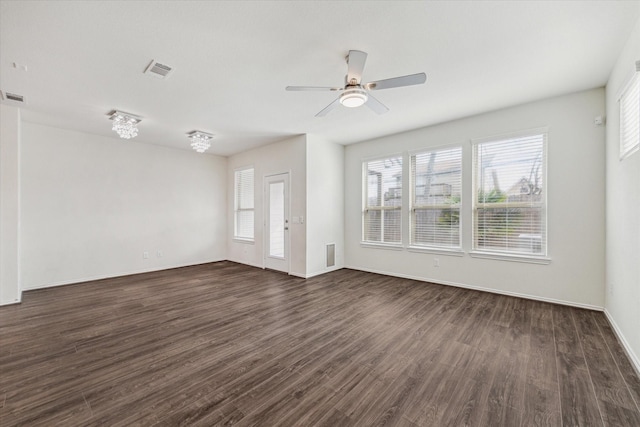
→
(345, 88, 606, 309)
(20, 122, 227, 290)
(605, 16, 640, 370)
(306, 135, 345, 277)
(0, 105, 21, 304)
(227, 135, 307, 276)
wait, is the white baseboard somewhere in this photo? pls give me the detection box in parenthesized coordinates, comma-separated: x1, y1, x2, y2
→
(0, 296, 21, 306)
(344, 265, 604, 311)
(291, 266, 344, 279)
(604, 309, 640, 376)
(288, 272, 307, 279)
(22, 259, 226, 291)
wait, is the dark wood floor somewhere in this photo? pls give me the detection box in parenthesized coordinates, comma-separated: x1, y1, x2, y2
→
(1, 262, 639, 426)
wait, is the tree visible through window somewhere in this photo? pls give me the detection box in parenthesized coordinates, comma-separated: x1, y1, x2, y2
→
(363, 157, 402, 244)
(411, 146, 462, 249)
(473, 132, 547, 256)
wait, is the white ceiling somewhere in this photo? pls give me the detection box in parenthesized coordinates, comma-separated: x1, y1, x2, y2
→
(1, 1, 639, 156)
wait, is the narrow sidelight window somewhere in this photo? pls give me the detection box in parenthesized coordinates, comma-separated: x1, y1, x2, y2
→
(619, 63, 639, 160)
(234, 167, 254, 241)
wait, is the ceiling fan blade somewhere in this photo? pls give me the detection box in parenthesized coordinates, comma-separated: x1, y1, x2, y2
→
(286, 86, 343, 91)
(365, 72, 426, 91)
(315, 98, 340, 117)
(365, 93, 389, 115)
(346, 50, 367, 85)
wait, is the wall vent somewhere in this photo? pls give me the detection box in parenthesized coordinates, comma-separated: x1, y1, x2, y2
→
(144, 60, 173, 79)
(636, 60, 640, 72)
(326, 243, 336, 268)
(0, 91, 26, 104)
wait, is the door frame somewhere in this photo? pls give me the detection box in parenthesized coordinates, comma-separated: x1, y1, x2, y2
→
(263, 171, 291, 274)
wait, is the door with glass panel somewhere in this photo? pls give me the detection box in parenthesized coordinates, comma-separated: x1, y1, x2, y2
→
(264, 173, 290, 273)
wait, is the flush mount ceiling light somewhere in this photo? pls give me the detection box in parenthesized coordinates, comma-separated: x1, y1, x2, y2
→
(339, 87, 368, 108)
(187, 131, 214, 153)
(109, 110, 141, 139)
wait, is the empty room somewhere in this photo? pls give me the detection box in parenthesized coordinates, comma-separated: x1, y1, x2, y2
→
(1, 1, 639, 426)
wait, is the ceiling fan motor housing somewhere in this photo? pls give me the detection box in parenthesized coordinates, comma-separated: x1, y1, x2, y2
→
(340, 86, 368, 108)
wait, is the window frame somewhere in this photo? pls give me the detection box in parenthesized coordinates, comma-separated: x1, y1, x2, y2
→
(361, 154, 404, 248)
(470, 128, 551, 264)
(408, 144, 463, 254)
(233, 166, 255, 243)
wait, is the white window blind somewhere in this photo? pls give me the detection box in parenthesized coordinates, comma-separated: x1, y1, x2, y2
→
(473, 132, 547, 256)
(234, 167, 254, 240)
(410, 146, 462, 249)
(619, 68, 639, 160)
(363, 157, 403, 244)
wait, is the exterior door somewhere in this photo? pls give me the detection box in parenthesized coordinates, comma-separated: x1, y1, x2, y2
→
(264, 173, 290, 273)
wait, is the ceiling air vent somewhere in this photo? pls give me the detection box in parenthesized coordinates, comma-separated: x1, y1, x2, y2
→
(0, 91, 26, 104)
(144, 60, 173, 79)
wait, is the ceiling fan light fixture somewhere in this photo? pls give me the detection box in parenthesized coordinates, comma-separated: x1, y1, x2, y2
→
(339, 87, 368, 108)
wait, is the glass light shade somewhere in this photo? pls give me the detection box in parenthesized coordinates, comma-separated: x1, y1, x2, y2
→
(340, 89, 368, 108)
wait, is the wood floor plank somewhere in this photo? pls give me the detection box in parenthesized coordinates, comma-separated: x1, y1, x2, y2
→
(441, 376, 491, 426)
(594, 315, 640, 412)
(526, 325, 559, 392)
(556, 348, 604, 426)
(1, 261, 639, 426)
(574, 310, 638, 410)
(521, 382, 561, 427)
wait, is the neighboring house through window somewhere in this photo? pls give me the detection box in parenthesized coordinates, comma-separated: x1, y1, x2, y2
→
(472, 130, 547, 258)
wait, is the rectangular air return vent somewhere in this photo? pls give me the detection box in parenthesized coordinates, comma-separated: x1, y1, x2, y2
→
(1, 91, 26, 104)
(144, 60, 173, 79)
(326, 243, 336, 268)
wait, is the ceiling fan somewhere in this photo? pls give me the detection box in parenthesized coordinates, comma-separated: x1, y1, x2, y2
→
(286, 50, 426, 117)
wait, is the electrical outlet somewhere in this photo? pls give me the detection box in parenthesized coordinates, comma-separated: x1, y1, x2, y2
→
(143, 251, 149, 259)
(434, 258, 440, 267)
(157, 250, 163, 258)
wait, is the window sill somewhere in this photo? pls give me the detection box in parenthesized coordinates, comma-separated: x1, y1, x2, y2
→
(360, 242, 404, 251)
(407, 246, 465, 257)
(233, 238, 255, 245)
(469, 251, 551, 265)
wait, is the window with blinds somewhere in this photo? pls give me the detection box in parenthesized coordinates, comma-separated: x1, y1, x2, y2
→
(473, 132, 547, 256)
(410, 146, 462, 249)
(619, 67, 639, 160)
(234, 167, 254, 240)
(363, 156, 403, 244)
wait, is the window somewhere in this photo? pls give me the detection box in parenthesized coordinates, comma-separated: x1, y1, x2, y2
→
(363, 156, 403, 245)
(234, 167, 254, 241)
(472, 131, 547, 257)
(619, 65, 639, 160)
(410, 146, 462, 250)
